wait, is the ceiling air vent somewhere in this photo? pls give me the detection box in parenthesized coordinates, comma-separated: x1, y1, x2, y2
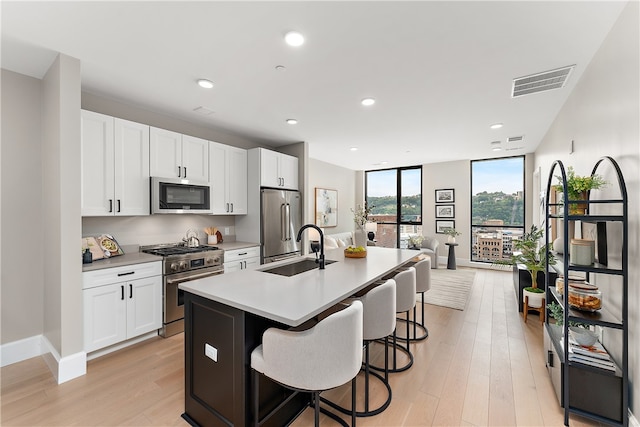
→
(512, 65, 575, 97)
(507, 135, 524, 143)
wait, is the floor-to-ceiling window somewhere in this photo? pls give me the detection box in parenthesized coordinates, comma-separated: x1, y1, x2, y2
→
(365, 166, 422, 248)
(471, 156, 525, 262)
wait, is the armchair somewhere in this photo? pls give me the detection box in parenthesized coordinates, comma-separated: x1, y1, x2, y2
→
(420, 236, 439, 269)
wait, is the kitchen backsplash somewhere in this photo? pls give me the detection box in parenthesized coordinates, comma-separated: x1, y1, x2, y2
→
(82, 215, 236, 246)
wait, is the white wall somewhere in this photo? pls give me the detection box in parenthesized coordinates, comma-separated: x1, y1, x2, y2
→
(308, 158, 357, 234)
(422, 160, 471, 264)
(0, 70, 44, 344)
(534, 0, 639, 415)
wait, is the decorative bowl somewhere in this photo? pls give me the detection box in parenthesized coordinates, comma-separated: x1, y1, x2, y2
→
(569, 326, 598, 347)
(344, 248, 367, 258)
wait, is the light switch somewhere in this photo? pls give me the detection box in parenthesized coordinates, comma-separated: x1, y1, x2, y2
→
(205, 343, 218, 362)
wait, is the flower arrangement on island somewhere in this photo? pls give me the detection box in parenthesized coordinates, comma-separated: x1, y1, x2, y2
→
(351, 202, 374, 231)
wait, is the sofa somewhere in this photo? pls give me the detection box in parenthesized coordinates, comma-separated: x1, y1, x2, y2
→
(420, 236, 439, 269)
(324, 231, 375, 249)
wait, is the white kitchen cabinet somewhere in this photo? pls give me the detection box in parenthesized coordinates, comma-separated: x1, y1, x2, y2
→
(258, 148, 298, 190)
(83, 262, 162, 353)
(81, 110, 150, 216)
(210, 142, 247, 214)
(224, 246, 260, 273)
(150, 127, 209, 182)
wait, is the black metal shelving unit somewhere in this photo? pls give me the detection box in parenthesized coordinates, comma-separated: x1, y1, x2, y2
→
(544, 156, 628, 426)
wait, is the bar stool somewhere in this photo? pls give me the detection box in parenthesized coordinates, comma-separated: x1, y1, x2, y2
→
(251, 300, 363, 427)
(323, 279, 396, 417)
(371, 267, 416, 374)
(397, 258, 430, 341)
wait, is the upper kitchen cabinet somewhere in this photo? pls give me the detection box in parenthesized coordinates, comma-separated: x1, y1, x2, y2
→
(257, 148, 298, 190)
(81, 110, 150, 216)
(149, 127, 209, 182)
(210, 142, 248, 215)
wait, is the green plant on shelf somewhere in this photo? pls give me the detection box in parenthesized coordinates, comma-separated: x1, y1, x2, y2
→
(546, 301, 589, 328)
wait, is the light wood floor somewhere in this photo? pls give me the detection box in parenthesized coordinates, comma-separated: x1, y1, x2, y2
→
(1, 268, 601, 426)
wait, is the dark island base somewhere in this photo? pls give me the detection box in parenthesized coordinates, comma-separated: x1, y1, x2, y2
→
(183, 292, 309, 426)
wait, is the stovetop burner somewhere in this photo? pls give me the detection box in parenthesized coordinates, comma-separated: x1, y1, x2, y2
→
(141, 244, 219, 257)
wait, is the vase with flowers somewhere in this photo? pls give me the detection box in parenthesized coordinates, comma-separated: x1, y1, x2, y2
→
(351, 202, 374, 248)
(553, 166, 607, 215)
(443, 227, 461, 244)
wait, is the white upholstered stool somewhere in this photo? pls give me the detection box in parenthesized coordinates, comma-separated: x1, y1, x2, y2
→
(251, 300, 363, 427)
(323, 279, 397, 417)
(371, 267, 416, 374)
(398, 258, 431, 341)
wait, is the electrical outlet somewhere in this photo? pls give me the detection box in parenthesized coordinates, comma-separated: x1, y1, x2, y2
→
(205, 343, 218, 362)
(224, 227, 230, 235)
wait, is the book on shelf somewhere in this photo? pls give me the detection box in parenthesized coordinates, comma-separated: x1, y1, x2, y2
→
(559, 335, 616, 372)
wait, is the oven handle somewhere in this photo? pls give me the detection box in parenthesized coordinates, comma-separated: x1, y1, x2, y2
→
(166, 268, 224, 286)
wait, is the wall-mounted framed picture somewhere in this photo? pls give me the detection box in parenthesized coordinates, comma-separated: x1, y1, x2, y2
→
(436, 220, 455, 234)
(435, 188, 455, 203)
(315, 188, 338, 227)
(435, 204, 455, 218)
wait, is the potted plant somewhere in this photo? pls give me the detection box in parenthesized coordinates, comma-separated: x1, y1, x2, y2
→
(443, 227, 461, 243)
(553, 166, 607, 215)
(496, 225, 556, 310)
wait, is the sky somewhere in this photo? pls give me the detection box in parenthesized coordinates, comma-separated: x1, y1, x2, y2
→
(366, 158, 523, 198)
(472, 157, 524, 195)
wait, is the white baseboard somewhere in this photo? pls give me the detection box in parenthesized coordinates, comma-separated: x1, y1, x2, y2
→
(41, 336, 86, 384)
(86, 331, 160, 361)
(0, 335, 45, 367)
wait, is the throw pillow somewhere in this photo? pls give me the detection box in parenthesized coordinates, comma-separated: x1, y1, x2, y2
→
(324, 236, 338, 249)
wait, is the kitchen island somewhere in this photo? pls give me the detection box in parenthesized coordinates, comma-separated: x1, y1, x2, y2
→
(179, 246, 418, 427)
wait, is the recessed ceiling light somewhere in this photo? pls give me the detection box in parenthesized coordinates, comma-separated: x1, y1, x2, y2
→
(490, 123, 503, 129)
(492, 147, 502, 152)
(350, 147, 358, 151)
(361, 98, 376, 106)
(286, 119, 298, 125)
(284, 31, 304, 47)
(197, 79, 214, 89)
(380, 161, 388, 165)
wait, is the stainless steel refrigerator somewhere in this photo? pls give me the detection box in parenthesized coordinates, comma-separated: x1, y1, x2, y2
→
(261, 188, 302, 263)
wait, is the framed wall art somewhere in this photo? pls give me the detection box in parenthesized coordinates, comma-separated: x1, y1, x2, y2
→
(435, 204, 455, 218)
(315, 188, 338, 227)
(435, 188, 455, 203)
(436, 220, 455, 234)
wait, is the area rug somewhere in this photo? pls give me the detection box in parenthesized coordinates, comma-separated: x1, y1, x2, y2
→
(421, 268, 476, 310)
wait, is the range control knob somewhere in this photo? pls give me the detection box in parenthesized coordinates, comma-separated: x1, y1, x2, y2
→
(179, 261, 189, 271)
(170, 262, 179, 273)
(205, 258, 214, 265)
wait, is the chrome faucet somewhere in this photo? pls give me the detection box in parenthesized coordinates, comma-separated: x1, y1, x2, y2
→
(296, 224, 325, 269)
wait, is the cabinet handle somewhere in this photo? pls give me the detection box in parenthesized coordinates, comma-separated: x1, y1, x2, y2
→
(117, 199, 121, 213)
(230, 203, 234, 212)
(109, 199, 113, 213)
(129, 284, 133, 299)
(239, 252, 248, 256)
(178, 166, 182, 178)
(547, 350, 554, 367)
(184, 167, 187, 178)
(244, 261, 247, 269)
(117, 271, 135, 277)
(121, 285, 124, 300)
(226, 203, 230, 212)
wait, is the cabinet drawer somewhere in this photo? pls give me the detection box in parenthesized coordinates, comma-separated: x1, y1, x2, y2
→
(83, 261, 162, 289)
(224, 246, 260, 262)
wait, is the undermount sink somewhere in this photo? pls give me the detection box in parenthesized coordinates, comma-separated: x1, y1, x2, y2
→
(261, 258, 337, 277)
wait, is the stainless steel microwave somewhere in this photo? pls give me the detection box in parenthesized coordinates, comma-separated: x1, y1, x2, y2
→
(151, 177, 211, 214)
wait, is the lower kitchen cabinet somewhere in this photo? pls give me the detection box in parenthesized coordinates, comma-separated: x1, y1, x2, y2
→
(224, 246, 260, 273)
(83, 262, 162, 352)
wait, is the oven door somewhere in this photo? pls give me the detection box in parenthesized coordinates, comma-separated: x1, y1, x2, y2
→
(164, 267, 224, 337)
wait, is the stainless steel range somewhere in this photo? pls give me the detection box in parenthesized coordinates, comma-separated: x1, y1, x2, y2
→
(141, 244, 224, 337)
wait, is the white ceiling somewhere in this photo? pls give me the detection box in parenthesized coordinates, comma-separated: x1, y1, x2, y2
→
(1, 1, 627, 171)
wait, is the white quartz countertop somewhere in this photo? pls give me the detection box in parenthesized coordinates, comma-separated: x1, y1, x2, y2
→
(179, 246, 418, 326)
(82, 251, 162, 272)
